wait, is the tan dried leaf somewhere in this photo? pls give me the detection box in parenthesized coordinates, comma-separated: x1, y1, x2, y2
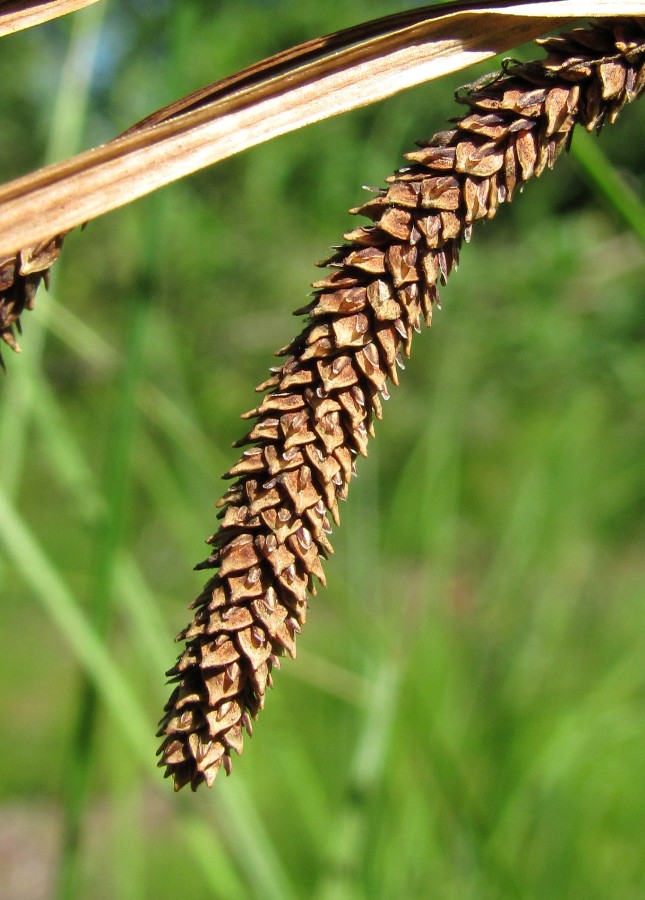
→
(0, 0, 101, 37)
(1, 0, 644, 254)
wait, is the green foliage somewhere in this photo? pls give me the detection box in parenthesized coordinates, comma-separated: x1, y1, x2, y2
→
(0, 2, 644, 897)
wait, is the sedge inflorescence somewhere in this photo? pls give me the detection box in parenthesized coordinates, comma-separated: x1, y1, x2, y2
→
(156, 21, 645, 789)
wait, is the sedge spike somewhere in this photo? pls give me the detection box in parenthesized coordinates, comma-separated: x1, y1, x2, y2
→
(155, 20, 645, 789)
(0, 235, 64, 359)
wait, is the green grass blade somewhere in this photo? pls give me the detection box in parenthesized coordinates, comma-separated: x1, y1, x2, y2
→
(0, 485, 153, 758)
(0, 484, 251, 895)
(0, 295, 54, 500)
(29, 372, 105, 522)
(39, 300, 228, 480)
(209, 783, 300, 900)
(43, 293, 118, 370)
(114, 553, 175, 679)
(175, 802, 251, 898)
(571, 129, 645, 246)
(315, 661, 400, 898)
(56, 284, 150, 900)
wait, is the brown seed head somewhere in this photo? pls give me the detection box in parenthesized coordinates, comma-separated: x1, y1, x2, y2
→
(156, 20, 645, 789)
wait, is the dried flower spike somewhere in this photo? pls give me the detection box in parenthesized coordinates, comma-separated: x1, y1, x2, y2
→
(157, 19, 645, 790)
(0, 236, 64, 361)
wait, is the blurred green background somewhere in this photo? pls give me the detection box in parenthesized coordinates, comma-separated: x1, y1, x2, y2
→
(1, 2, 644, 898)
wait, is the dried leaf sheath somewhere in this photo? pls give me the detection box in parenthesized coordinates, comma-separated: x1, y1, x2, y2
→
(156, 20, 645, 790)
